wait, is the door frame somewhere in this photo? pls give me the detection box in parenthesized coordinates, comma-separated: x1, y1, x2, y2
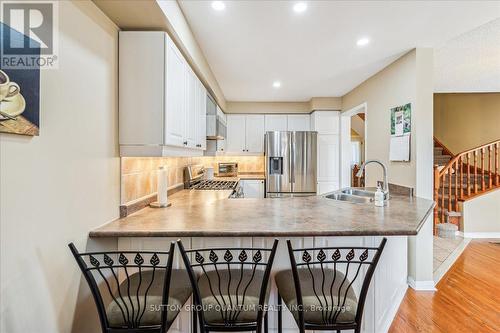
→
(340, 103, 367, 188)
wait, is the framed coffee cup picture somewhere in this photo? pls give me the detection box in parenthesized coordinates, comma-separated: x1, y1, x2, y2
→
(0, 22, 41, 136)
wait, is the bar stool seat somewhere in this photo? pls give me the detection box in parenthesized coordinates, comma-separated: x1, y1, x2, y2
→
(198, 268, 271, 324)
(275, 268, 357, 325)
(107, 269, 192, 327)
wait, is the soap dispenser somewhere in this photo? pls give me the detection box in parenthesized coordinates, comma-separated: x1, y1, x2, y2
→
(374, 185, 385, 207)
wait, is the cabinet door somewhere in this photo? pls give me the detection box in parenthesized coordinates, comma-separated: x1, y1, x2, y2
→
(287, 114, 311, 131)
(184, 68, 197, 148)
(200, 82, 207, 150)
(317, 181, 339, 194)
(245, 115, 265, 154)
(226, 115, 246, 153)
(119, 32, 164, 145)
(197, 80, 207, 149)
(265, 115, 287, 132)
(317, 134, 339, 182)
(241, 180, 265, 198)
(311, 111, 339, 134)
(165, 35, 186, 147)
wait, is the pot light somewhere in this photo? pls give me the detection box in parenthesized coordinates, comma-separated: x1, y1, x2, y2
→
(211, 1, 225, 11)
(293, 2, 307, 13)
(273, 81, 281, 88)
(356, 37, 370, 47)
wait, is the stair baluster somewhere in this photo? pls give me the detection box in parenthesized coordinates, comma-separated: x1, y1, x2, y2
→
(433, 139, 500, 234)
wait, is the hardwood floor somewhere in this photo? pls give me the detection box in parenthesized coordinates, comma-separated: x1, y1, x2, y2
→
(389, 240, 500, 333)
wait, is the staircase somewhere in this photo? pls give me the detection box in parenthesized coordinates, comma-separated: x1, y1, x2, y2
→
(434, 146, 452, 166)
(433, 138, 500, 234)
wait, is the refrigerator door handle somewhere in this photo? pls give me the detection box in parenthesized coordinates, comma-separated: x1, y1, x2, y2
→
(290, 133, 295, 184)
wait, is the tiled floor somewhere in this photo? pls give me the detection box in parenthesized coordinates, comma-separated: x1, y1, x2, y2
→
(433, 235, 464, 272)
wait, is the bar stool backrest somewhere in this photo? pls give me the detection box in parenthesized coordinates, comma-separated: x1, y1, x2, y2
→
(177, 239, 279, 331)
(69, 242, 175, 333)
(286, 238, 387, 328)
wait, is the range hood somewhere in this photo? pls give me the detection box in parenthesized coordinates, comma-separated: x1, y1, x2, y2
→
(206, 94, 226, 140)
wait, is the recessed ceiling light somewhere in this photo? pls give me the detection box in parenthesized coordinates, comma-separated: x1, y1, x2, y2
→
(356, 37, 370, 47)
(211, 1, 225, 11)
(273, 81, 281, 88)
(293, 2, 307, 13)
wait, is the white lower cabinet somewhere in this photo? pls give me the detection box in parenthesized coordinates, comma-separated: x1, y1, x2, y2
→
(117, 236, 408, 333)
(240, 179, 265, 198)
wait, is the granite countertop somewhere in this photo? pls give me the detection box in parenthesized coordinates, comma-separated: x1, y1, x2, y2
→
(90, 187, 435, 238)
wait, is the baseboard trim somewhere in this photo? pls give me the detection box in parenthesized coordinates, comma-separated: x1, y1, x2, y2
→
(407, 277, 436, 291)
(457, 231, 500, 239)
(377, 283, 408, 333)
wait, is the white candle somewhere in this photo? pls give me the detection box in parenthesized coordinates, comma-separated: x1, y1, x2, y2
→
(157, 166, 168, 206)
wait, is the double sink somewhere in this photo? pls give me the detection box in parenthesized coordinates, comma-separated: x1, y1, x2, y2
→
(325, 187, 389, 204)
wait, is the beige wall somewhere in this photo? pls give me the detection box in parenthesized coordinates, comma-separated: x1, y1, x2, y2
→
(0, 2, 120, 332)
(342, 49, 434, 199)
(342, 50, 417, 189)
(226, 97, 342, 114)
(122, 156, 265, 204)
(434, 93, 500, 154)
(463, 189, 500, 235)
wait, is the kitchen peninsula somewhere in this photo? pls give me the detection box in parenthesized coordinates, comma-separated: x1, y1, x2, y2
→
(90, 190, 434, 333)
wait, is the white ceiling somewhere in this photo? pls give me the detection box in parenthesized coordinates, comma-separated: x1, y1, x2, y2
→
(179, 1, 500, 101)
(435, 18, 500, 93)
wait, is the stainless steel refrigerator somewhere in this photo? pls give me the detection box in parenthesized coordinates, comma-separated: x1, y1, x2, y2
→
(265, 131, 317, 197)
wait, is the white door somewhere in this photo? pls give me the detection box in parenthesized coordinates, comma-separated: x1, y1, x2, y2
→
(226, 115, 246, 153)
(245, 115, 265, 154)
(241, 180, 265, 198)
(184, 68, 197, 148)
(265, 115, 287, 132)
(165, 36, 186, 147)
(317, 134, 340, 182)
(287, 114, 311, 131)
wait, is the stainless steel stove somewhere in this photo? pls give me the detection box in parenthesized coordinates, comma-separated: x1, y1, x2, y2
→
(192, 179, 237, 190)
(184, 165, 238, 191)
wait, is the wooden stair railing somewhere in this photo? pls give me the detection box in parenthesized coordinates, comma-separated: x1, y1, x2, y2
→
(433, 139, 500, 233)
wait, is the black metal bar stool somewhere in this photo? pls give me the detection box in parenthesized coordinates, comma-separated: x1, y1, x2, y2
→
(177, 239, 279, 333)
(275, 238, 387, 333)
(69, 242, 192, 333)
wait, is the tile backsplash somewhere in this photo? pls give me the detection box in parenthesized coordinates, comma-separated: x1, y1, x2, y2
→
(121, 156, 265, 204)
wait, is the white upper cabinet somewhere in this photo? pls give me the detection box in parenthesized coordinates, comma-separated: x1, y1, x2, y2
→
(287, 114, 311, 131)
(245, 115, 265, 153)
(184, 67, 197, 148)
(226, 115, 246, 153)
(264, 115, 287, 132)
(119, 31, 207, 156)
(311, 111, 340, 134)
(226, 114, 265, 154)
(164, 33, 187, 147)
(196, 79, 207, 150)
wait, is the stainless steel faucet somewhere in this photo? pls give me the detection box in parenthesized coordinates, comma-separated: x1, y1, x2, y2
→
(356, 159, 390, 200)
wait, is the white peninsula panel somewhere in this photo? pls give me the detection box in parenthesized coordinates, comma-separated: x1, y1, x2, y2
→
(118, 236, 407, 333)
